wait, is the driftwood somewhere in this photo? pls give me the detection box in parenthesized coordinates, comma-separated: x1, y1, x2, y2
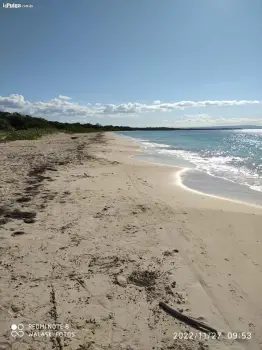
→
(159, 302, 219, 337)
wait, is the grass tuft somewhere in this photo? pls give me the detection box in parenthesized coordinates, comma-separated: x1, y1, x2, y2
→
(0, 128, 56, 142)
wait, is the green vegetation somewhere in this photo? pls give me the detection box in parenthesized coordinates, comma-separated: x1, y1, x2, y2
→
(0, 128, 57, 142)
(0, 111, 131, 141)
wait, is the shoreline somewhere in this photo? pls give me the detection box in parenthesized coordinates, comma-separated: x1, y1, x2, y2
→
(128, 155, 262, 210)
(175, 168, 262, 210)
(1, 132, 262, 349)
(118, 132, 262, 209)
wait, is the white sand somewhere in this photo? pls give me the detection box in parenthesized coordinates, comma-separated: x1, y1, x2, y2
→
(0, 132, 261, 350)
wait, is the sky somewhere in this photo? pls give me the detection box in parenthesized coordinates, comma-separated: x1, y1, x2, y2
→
(0, 0, 262, 127)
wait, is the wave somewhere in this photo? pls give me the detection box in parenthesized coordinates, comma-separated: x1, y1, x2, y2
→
(139, 141, 170, 149)
(139, 143, 262, 192)
(163, 149, 262, 191)
(123, 131, 262, 193)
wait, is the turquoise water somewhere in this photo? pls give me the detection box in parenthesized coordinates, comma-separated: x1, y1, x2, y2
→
(120, 129, 262, 204)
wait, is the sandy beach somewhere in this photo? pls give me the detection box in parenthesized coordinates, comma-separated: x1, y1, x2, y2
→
(0, 132, 262, 350)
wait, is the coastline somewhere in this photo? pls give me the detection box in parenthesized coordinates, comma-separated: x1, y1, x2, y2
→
(176, 168, 262, 210)
(0, 132, 261, 349)
(119, 132, 262, 208)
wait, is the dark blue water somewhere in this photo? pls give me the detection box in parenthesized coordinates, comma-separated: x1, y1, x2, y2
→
(120, 130, 262, 196)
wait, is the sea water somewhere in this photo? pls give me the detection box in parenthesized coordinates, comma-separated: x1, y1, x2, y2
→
(120, 129, 262, 206)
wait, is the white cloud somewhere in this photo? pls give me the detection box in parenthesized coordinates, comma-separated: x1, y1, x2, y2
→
(58, 95, 72, 100)
(167, 114, 262, 127)
(0, 94, 261, 124)
(0, 94, 27, 109)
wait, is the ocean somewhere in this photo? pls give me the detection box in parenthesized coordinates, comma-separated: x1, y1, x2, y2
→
(120, 129, 262, 206)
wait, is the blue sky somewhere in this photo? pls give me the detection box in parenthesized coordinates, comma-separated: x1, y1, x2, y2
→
(0, 0, 261, 126)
